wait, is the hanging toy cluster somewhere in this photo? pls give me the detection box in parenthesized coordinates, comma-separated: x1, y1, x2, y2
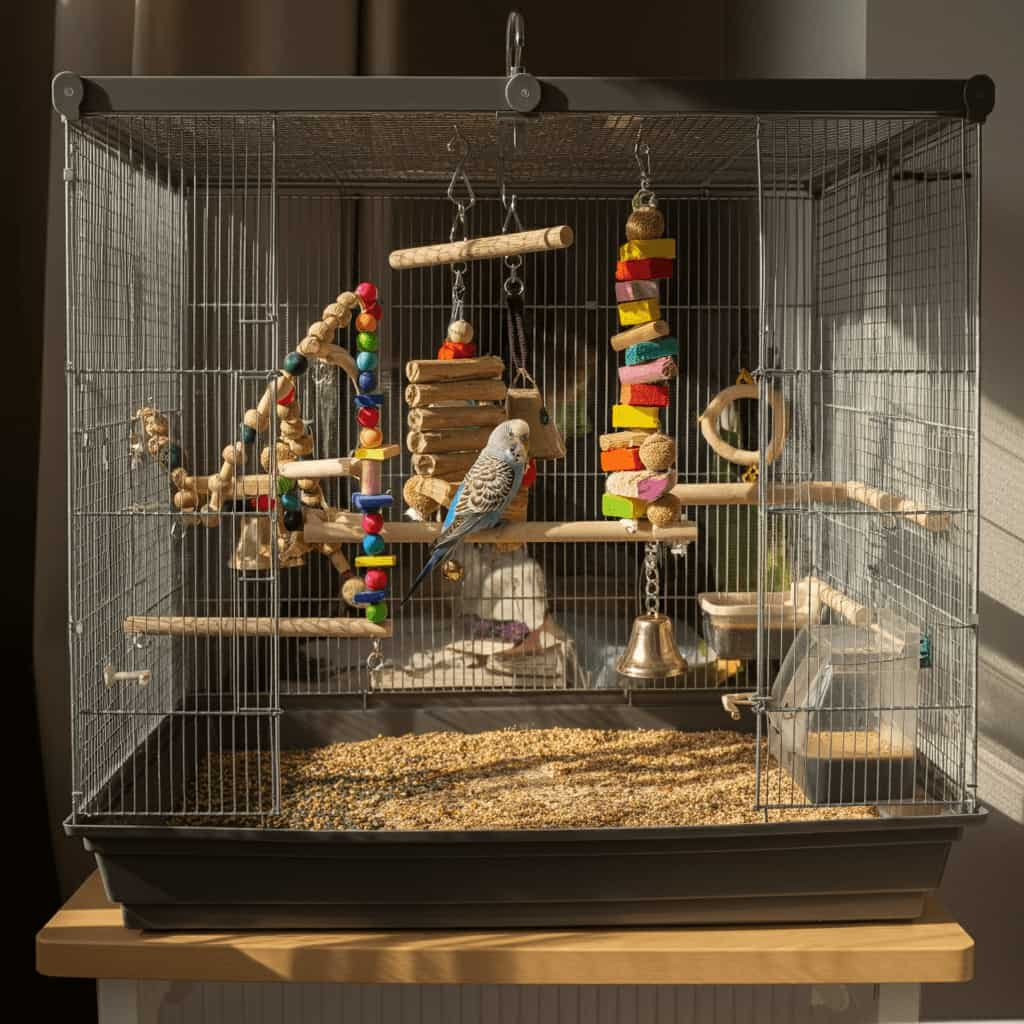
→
(600, 129, 682, 529)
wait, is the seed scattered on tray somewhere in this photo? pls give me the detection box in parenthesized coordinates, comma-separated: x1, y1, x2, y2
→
(179, 728, 878, 830)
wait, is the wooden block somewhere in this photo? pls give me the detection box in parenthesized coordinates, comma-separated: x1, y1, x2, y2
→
(618, 356, 678, 384)
(620, 382, 670, 407)
(610, 319, 670, 352)
(599, 430, 656, 452)
(612, 405, 661, 429)
(615, 280, 660, 302)
(600, 448, 644, 472)
(406, 380, 507, 407)
(616, 258, 674, 282)
(602, 492, 648, 519)
(355, 444, 401, 461)
(354, 555, 398, 568)
(624, 336, 679, 365)
(407, 427, 494, 455)
(408, 405, 506, 431)
(619, 238, 677, 261)
(412, 451, 479, 477)
(617, 298, 660, 327)
(606, 469, 678, 502)
(405, 355, 505, 383)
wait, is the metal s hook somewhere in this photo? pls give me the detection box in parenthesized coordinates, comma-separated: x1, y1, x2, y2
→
(634, 125, 652, 192)
(446, 126, 475, 242)
(506, 10, 526, 76)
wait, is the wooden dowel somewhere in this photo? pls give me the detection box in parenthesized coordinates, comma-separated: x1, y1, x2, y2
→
(123, 615, 391, 638)
(405, 380, 507, 407)
(182, 474, 272, 498)
(360, 459, 382, 495)
(389, 226, 574, 270)
(408, 405, 507, 431)
(279, 458, 356, 480)
(412, 452, 480, 477)
(406, 427, 495, 454)
(405, 356, 505, 383)
(303, 510, 698, 546)
(805, 578, 873, 626)
(610, 320, 670, 352)
(843, 481, 951, 531)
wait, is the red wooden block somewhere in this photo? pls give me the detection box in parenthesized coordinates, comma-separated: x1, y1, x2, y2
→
(600, 448, 644, 472)
(615, 258, 674, 282)
(620, 382, 670, 407)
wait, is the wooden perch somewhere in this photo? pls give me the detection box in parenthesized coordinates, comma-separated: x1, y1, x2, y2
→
(407, 405, 507, 431)
(279, 458, 357, 480)
(406, 356, 505, 383)
(406, 380, 507, 407)
(407, 427, 495, 454)
(389, 226, 574, 270)
(181, 474, 272, 498)
(123, 615, 392, 638)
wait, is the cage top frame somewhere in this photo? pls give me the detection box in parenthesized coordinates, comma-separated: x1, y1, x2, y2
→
(53, 72, 995, 123)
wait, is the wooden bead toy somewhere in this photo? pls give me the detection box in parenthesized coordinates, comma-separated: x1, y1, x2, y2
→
(251, 495, 275, 512)
(448, 320, 474, 344)
(307, 320, 330, 341)
(362, 533, 385, 556)
(365, 568, 388, 590)
(341, 575, 366, 607)
(646, 492, 681, 527)
(287, 434, 315, 456)
(360, 427, 383, 448)
(357, 406, 380, 428)
(617, 298, 660, 327)
(244, 408, 268, 431)
(357, 331, 378, 352)
(355, 312, 378, 333)
(403, 476, 440, 517)
(277, 475, 296, 494)
(352, 492, 392, 513)
(356, 351, 378, 372)
(353, 590, 387, 605)
(280, 491, 301, 511)
(241, 424, 257, 445)
(615, 257, 674, 281)
(619, 238, 676, 261)
(365, 601, 388, 623)
(358, 371, 376, 392)
(338, 291, 359, 309)
(639, 432, 677, 471)
(173, 490, 196, 510)
(625, 204, 665, 241)
(612, 404, 661, 430)
(362, 302, 384, 323)
(362, 512, 384, 534)
(282, 507, 303, 532)
(624, 336, 679, 365)
(355, 281, 377, 305)
(284, 352, 308, 375)
(620, 382, 670, 407)
(147, 434, 169, 456)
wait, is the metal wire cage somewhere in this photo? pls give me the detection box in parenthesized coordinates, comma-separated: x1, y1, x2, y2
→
(57, 76, 984, 828)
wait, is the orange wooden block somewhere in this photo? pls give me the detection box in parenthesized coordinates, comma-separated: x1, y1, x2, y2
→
(620, 383, 670, 407)
(601, 448, 644, 472)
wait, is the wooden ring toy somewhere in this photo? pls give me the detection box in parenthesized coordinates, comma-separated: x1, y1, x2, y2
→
(698, 383, 788, 467)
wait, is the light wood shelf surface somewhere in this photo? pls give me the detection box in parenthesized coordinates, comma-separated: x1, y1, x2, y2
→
(37, 872, 973, 986)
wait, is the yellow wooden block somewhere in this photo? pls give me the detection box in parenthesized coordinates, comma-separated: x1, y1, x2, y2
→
(617, 298, 660, 327)
(612, 404, 661, 430)
(619, 238, 677, 261)
(355, 444, 401, 461)
(354, 555, 398, 568)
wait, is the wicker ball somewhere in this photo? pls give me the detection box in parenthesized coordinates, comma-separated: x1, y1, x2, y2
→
(639, 432, 676, 471)
(341, 575, 366, 608)
(646, 493, 680, 527)
(403, 476, 439, 517)
(448, 319, 474, 344)
(626, 205, 665, 241)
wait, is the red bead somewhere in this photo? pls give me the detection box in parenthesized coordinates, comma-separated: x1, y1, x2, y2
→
(522, 459, 537, 489)
(364, 302, 383, 323)
(365, 569, 388, 590)
(278, 388, 296, 406)
(362, 513, 384, 534)
(357, 406, 380, 428)
(356, 281, 377, 305)
(249, 495, 276, 512)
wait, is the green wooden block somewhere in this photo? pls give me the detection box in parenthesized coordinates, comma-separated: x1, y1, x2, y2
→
(602, 492, 648, 519)
(624, 336, 679, 365)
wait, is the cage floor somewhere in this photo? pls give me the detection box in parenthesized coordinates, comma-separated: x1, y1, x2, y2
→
(180, 727, 876, 831)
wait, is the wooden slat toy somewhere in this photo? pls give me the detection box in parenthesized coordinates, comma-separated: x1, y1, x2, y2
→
(606, 469, 677, 502)
(610, 320, 670, 352)
(405, 355, 505, 383)
(615, 280, 660, 302)
(602, 493, 648, 519)
(407, 428, 494, 455)
(612, 405, 661, 430)
(355, 554, 398, 568)
(616, 257, 674, 282)
(618, 356, 678, 384)
(600, 448, 644, 472)
(408, 405, 506, 431)
(406, 380, 507, 407)
(619, 238, 677, 261)
(599, 429, 656, 451)
(624, 336, 679, 365)
(617, 298, 660, 327)
(620, 382, 670, 407)
(354, 444, 401, 461)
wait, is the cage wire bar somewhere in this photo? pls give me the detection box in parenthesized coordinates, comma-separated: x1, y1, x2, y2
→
(62, 105, 979, 821)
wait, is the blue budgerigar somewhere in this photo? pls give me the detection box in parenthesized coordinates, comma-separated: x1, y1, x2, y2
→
(401, 419, 530, 608)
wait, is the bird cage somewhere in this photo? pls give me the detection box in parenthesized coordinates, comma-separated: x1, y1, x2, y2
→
(53, 17, 992, 928)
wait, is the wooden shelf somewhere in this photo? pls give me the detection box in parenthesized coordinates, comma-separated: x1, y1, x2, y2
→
(303, 510, 698, 546)
(37, 872, 973, 986)
(122, 615, 391, 639)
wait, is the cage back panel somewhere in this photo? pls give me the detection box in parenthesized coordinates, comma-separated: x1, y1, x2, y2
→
(65, 111, 978, 820)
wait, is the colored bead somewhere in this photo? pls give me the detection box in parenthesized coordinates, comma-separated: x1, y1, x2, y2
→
(250, 495, 276, 512)
(359, 427, 383, 448)
(280, 490, 301, 511)
(165, 443, 182, 470)
(282, 507, 303, 531)
(284, 352, 309, 376)
(353, 589, 388, 605)
(278, 387, 296, 406)
(448, 320, 474, 344)
(362, 533, 385, 556)
(356, 281, 378, 305)
(365, 568, 388, 590)
(362, 512, 384, 534)
(355, 312, 378, 333)
(355, 393, 384, 407)
(365, 601, 388, 623)
(352, 492, 392, 512)
(357, 406, 380, 428)
(356, 331, 378, 352)
(363, 302, 383, 323)
(356, 350, 378, 372)
(276, 475, 296, 494)
(358, 371, 376, 392)
(240, 424, 257, 445)
(341, 576, 366, 607)
(438, 339, 477, 360)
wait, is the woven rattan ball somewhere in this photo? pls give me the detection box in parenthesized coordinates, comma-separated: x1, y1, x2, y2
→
(639, 432, 676, 471)
(448, 319, 474, 344)
(403, 476, 439, 517)
(646, 493, 680, 527)
(626, 205, 665, 241)
(341, 576, 366, 608)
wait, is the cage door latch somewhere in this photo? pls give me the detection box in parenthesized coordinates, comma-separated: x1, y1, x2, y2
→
(103, 663, 151, 688)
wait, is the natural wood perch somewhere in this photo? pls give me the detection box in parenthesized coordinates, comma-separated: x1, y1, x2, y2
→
(181, 474, 272, 498)
(279, 458, 357, 480)
(123, 616, 392, 638)
(389, 226, 574, 270)
(406, 380, 507, 407)
(406, 356, 505, 383)
(407, 405, 507, 431)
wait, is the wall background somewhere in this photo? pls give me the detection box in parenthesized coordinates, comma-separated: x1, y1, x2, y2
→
(24, 1, 1022, 1020)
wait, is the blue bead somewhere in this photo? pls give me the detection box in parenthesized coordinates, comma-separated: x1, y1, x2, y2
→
(352, 589, 388, 605)
(282, 508, 303, 532)
(356, 350, 378, 372)
(358, 371, 376, 393)
(362, 533, 385, 556)
(165, 443, 182, 470)
(240, 424, 257, 445)
(352, 492, 393, 513)
(354, 393, 384, 407)
(284, 352, 308, 376)
(280, 490, 301, 511)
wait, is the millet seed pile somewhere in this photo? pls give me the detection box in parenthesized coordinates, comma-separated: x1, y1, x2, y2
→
(181, 727, 877, 830)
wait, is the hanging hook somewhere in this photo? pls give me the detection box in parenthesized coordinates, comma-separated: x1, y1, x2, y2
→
(506, 10, 526, 76)
(446, 126, 475, 242)
(634, 125, 652, 192)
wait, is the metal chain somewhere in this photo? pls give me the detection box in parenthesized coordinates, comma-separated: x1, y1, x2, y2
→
(497, 117, 525, 297)
(446, 127, 475, 322)
(643, 542, 661, 616)
(633, 125, 657, 209)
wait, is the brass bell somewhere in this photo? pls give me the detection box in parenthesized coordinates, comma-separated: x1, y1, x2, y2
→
(231, 515, 272, 571)
(616, 612, 688, 679)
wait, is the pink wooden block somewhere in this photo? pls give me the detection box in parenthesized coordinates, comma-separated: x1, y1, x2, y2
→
(360, 459, 382, 495)
(618, 356, 678, 385)
(636, 475, 672, 501)
(615, 279, 660, 303)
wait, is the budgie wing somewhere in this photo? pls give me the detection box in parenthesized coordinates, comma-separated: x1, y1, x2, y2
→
(431, 454, 519, 548)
